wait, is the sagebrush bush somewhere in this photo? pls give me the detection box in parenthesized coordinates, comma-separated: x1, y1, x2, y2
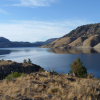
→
(69, 57, 87, 77)
(51, 88, 58, 93)
(23, 59, 27, 63)
(87, 72, 94, 79)
(38, 68, 45, 72)
(5, 72, 27, 80)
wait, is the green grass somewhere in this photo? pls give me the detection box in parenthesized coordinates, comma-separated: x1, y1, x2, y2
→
(38, 68, 45, 72)
(5, 72, 27, 80)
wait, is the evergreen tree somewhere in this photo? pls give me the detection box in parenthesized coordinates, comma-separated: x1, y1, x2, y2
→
(69, 57, 87, 77)
(28, 58, 32, 64)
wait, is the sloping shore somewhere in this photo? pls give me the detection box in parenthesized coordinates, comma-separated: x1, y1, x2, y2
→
(0, 60, 100, 100)
(0, 71, 100, 100)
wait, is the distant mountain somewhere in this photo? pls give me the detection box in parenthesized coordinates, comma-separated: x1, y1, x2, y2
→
(0, 37, 38, 48)
(33, 38, 58, 46)
(0, 37, 11, 43)
(41, 23, 100, 48)
(43, 38, 58, 45)
(0, 37, 57, 48)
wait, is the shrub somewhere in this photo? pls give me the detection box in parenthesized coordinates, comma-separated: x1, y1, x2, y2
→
(51, 88, 58, 93)
(38, 68, 45, 72)
(87, 72, 94, 79)
(69, 57, 87, 77)
(20, 73, 27, 77)
(5, 72, 27, 80)
(23, 59, 27, 63)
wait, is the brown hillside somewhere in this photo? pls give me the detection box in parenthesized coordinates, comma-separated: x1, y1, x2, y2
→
(93, 43, 100, 53)
(93, 43, 100, 48)
(41, 37, 76, 48)
(83, 35, 100, 47)
(68, 37, 87, 47)
(49, 48, 98, 54)
(41, 23, 100, 48)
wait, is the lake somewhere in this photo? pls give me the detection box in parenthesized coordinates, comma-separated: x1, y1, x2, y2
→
(0, 47, 100, 78)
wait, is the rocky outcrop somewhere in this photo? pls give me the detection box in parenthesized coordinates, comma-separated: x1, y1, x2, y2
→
(0, 60, 43, 79)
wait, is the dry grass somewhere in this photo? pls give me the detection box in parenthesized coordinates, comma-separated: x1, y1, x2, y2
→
(68, 37, 87, 47)
(0, 72, 100, 100)
(41, 37, 76, 48)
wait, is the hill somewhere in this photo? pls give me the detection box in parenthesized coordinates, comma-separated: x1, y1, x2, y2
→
(33, 38, 57, 46)
(41, 37, 76, 48)
(41, 23, 100, 48)
(0, 37, 57, 48)
(0, 37, 10, 43)
(63, 23, 100, 38)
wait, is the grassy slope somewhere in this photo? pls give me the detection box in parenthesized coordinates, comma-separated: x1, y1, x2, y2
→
(0, 72, 100, 100)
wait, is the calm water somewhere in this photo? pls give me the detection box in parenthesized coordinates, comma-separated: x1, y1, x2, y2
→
(0, 47, 100, 78)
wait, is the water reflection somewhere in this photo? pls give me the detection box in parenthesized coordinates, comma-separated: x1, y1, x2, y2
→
(0, 47, 100, 78)
(0, 50, 22, 55)
(48, 48, 99, 54)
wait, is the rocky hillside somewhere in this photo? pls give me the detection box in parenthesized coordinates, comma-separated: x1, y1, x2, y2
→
(0, 60, 42, 79)
(0, 69, 100, 100)
(0, 60, 99, 100)
(63, 23, 100, 38)
(41, 23, 100, 48)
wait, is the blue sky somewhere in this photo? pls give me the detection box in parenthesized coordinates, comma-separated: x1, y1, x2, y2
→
(0, 0, 100, 42)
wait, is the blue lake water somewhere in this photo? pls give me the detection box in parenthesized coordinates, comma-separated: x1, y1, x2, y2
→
(0, 47, 100, 78)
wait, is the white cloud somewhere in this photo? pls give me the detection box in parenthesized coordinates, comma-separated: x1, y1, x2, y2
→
(0, 20, 90, 42)
(0, 8, 9, 14)
(13, 0, 57, 7)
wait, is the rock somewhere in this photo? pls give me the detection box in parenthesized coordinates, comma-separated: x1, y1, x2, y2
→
(49, 71, 58, 75)
(66, 73, 69, 75)
(96, 91, 100, 95)
(45, 71, 48, 73)
(45, 94, 53, 98)
(5, 95, 11, 99)
(72, 72, 78, 77)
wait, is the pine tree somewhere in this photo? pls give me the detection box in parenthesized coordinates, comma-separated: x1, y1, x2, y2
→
(69, 57, 87, 77)
(28, 58, 32, 64)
